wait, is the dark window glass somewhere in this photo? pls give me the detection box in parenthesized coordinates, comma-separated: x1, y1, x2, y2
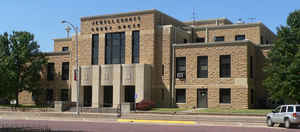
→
(47, 89, 53, 102)
(296, 106, 300, 112)
(47, 63, 55, 81)
(161, 64, 164, 76)
(220, 88, 231, 103)
(105, 32, 125, 64)
(62, 62, 69, 80)
(60, 89, 69, 101)
(287, 106, 294, 112)
(176, 89, 186, 103)
(92, 34, 99, 65)
(161, 89, 164, 100)
(251, 89, 254, 104)
(215, 36, 224, 42)
(62, 47, 69, 51)
(281, 106, 287, 112)
(176, 57, 186, 78)
(235, 35, 245, 41)
(250, 56, 254, 78)
(196, 37, 205, 43)
(220, 55, 231, 78)
(132, 31, 140, 64)
(183, 39, 188, 43)
(197, 56, 208, 78)
(260, 36, 264, 44)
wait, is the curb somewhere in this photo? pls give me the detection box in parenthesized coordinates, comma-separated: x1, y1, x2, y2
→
(117, 119, 197, 125)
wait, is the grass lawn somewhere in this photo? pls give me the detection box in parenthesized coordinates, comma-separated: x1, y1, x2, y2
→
(150, 108, 191, 112)
(195, 108, 272, 115)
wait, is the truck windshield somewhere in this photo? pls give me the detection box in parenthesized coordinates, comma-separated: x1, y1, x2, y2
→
(296, 106, 300, 112)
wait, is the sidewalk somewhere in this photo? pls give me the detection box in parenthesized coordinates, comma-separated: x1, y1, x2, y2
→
(0, 111, 266, 127)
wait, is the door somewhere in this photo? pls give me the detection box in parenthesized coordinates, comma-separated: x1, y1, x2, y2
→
(83, 86, 92, 107)
(197, 89, 208, 108)
(104, 86, 113, 107)
(125, 86, 135, 103)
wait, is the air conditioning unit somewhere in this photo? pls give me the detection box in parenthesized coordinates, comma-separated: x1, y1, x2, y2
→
(177, 73, 185, 79)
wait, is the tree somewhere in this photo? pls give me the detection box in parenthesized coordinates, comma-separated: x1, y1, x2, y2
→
(0, 31, 47, 106)
(264, 10, 300, 104)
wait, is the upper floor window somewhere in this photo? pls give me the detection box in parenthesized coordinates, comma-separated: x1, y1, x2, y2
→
(235, 35, 246, 41)
(105, 32, 125, 64)
(220, 55, 231, 78)
(92, 34, 99, 65)
(214, 36, 225, 42)
(62, 47, 69, 51)
(132, 31, 140, 64)
(197, 56, 208, 78)
(176, 57, 186, 79)
(47, 63, 55, 81)
(62, 62, 69, 80)
(250, 56, 254, 78)
(196, 37, 205, 43)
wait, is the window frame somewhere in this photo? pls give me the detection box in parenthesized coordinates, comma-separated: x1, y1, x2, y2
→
(132, 30, 140, 64)
(220, 55, 231, 78)
(60, 89, 69, 101)
(62, 47, 69, 52)
(219, 88, 231, 104)
(197, 56, 208, 78)
(61, 62, 69, 80)
(47, 63, 55, 81)
(214, 36, 225, 42)
(176, 57, 186, 78)
(92, 34, 99, 65)
(105, 32, 125, 64)
(235, 35, 246, 41)
(176, 89, 186, 103)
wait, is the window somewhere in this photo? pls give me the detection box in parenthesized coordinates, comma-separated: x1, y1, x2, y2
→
(105, 32, 125, 64)
(274, 106, 281, 113)
(161, 89, 164, 101)
(161, 64, 164, 76)
(132, 31, 140, 63)
(176, 89, 186, 103)
(92, 34, 99, 65)
(281, 106, 287, 112)
(260, 36, 264, 44)
(183, 39, 188, 43)
(220, 88, 231, 104)
(196, 37, 205, 43)
(251, 89, 254, 104)
(220, 55, 231, 78)
(62, 47, 69, 51)
(176, 57, 186, 78)
(287, 106, 294, 112)
(47, 89, 53, 102)
(250, 56, 254, 78)
(60, 89, 69, 101)
(296, 106, 300, 112)
(214, 36, 224, 42)
(197, 56, 208, 78)
(47, 63, 55, 81)
(61, 62, 69, 80)
(235, 35, 245, 41)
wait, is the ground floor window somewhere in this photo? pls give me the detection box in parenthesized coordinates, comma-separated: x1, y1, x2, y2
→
(60, 89, 69, 101)
(176, 89, 186, 103)
(46, 89, 54, 102)
(219, 88, 231, 104)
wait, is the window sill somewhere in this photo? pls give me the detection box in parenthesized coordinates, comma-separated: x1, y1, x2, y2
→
(176, 102, 187, 104)
(219, 103, 231, 105)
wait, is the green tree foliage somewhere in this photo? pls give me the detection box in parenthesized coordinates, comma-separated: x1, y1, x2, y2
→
(0, 31, 47, 106)
(264, 10, 300, 104)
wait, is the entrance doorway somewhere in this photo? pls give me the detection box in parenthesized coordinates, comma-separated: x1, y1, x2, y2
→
(197, 89, 208, 108)
(104, 86, 113, 107)
(84, 86, 92, 107)
(125, 86, 135, 103)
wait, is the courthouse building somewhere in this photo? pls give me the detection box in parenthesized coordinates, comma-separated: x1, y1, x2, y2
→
(19, 9, 276, 109)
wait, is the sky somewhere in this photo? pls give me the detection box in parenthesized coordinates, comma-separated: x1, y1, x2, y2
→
(0, 0, 299, 52)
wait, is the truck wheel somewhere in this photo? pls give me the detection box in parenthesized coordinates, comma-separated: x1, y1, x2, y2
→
(267, 118, 274, 127)
(284, 119, 291, 128)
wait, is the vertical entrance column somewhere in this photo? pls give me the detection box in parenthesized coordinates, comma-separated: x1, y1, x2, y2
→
(92, 65, 102, 108)
(112, 65, 124, 108)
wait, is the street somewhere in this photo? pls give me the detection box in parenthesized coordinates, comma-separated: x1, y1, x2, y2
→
(0, 119, 299, 132)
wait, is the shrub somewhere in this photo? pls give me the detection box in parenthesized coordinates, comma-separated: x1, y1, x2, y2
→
(136, 100, 155, 110)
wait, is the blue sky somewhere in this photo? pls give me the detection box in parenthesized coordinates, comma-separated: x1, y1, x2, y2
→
(0, 0, 299, 52)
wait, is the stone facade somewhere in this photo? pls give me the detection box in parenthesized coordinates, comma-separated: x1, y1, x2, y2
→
(19, 9, 276, 109)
